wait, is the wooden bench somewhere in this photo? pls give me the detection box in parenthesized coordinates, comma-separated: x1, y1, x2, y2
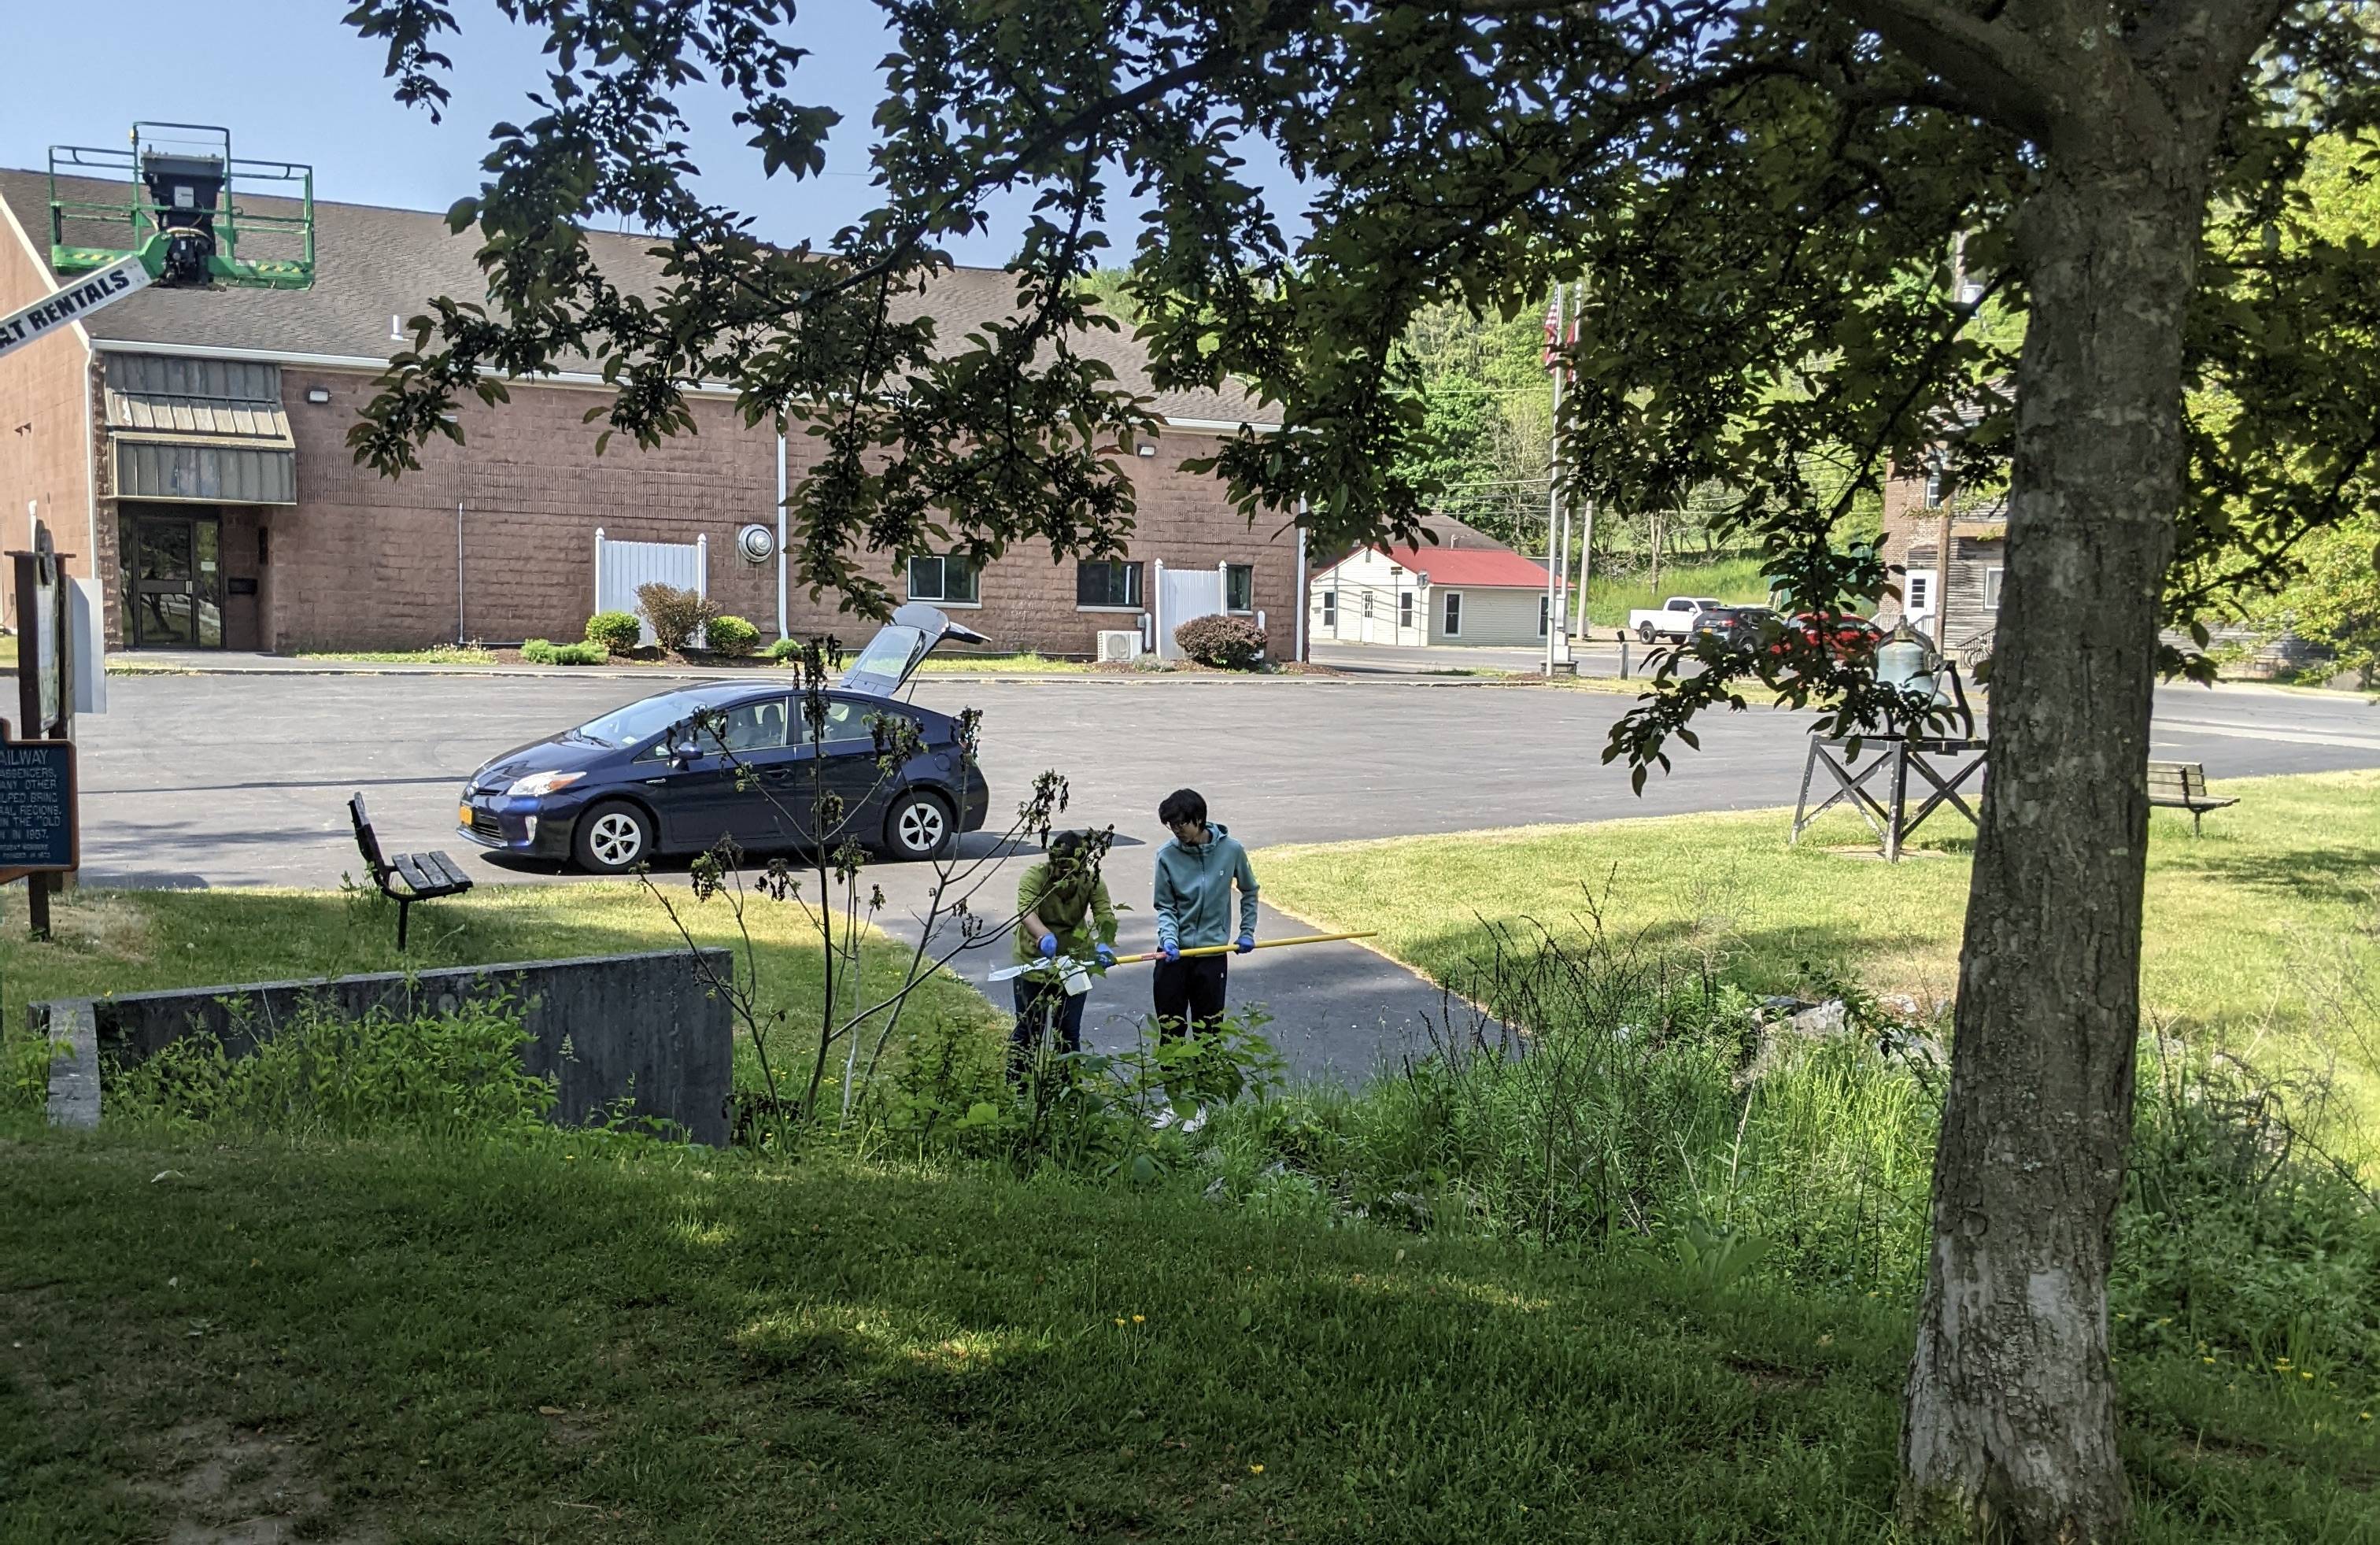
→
(2146, 761, 2238, 836)
(349, 793, 473, 949)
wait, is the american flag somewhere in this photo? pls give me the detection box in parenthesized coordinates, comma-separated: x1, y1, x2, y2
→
(1543, 289, 1564, 370)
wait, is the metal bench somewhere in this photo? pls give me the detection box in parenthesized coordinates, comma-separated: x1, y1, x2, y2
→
(2146, 760, 2238, 836)
(349, 793, 473, 948)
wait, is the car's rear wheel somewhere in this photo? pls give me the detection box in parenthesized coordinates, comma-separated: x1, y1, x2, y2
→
(1637, 622, 1658, 644)
(884, 789, 955, 861)
(574, 800, 654, 874)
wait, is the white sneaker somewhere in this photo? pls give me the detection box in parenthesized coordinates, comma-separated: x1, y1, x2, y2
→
(1151, 1106, 1179, 1131)
(1180, 1107, 1208, 1136)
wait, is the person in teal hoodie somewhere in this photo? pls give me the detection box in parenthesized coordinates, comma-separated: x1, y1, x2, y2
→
(1151, 788, 1259, 1130)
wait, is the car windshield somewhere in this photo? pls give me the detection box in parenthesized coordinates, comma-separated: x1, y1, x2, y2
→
(570, 688, 745, 749)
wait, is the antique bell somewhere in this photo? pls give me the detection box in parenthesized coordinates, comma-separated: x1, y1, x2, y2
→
(1876, 623, 1936, 715)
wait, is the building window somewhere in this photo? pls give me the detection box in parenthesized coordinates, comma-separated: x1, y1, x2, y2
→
(1319, 590, 1336, 628)
(1225, 564, 1254, 613)
(1362, 593, 1373, 619)
(1906, 573, 1931, 613)
(1923, 470, 1946, 509)
(1538, 594, 1550, 636)
(1442, 591, 1463, 637)
(1984, 566, 2005, 612)
(1075, 560, 1144, 609)
(1399, 590, 1415, 629)
(907, 553, 980, 605)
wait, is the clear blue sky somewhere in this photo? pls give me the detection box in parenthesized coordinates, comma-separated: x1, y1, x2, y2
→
(0, 0, 1192, 267)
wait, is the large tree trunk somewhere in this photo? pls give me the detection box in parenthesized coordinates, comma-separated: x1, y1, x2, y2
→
(1898, 159, 2202, 1541)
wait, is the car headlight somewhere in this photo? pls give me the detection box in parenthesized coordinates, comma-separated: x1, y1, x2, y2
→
(505, 770, 586, 799)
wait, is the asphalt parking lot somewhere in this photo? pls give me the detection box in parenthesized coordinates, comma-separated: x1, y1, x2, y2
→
(73, 667, 2380, 1080)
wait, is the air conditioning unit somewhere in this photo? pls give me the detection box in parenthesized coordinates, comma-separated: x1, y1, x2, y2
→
(1097, 629, 1143, 663)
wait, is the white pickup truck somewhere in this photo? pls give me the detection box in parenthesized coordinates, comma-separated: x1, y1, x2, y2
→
(1628, 595, 1726, 644)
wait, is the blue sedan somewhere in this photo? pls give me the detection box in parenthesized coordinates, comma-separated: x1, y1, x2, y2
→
(456, 604, 992, 874)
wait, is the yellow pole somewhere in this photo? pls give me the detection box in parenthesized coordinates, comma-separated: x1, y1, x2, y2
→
(1110, 930, 1375, 967)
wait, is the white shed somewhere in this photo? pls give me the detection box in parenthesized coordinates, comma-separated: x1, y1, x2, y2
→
(1308, 541, 1552, 647)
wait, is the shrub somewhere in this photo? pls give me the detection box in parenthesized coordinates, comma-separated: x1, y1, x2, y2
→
(1174, 614, 1269, 670)
(768, 636, 804, 663)
(636, 582, 721, 656)
(584, 611, 642, 655)
(523, 639, 605, 665)
(708, 614, 762, 658)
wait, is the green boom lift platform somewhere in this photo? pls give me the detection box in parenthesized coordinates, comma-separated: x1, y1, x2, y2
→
(47, 124, 313, 290)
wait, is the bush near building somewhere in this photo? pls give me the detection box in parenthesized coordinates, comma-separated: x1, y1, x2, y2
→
(636, 584, 722, 656)
(708, 615, 762, 658)
(1177, 615, 1268, 670)
(522, 639, 605, 665)
(585, 612, 643, 656)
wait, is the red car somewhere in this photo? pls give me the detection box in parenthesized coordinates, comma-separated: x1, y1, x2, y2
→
(1769, 612, 1882, 662)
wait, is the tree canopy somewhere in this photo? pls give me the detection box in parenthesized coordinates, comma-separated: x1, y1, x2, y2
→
(344, 0, 2380, 1537)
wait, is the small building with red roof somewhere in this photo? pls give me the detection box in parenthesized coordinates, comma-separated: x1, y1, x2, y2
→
(1308, 523, 1551, 647)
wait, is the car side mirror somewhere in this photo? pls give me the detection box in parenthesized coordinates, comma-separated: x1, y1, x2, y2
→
(669, 740, 701, 766)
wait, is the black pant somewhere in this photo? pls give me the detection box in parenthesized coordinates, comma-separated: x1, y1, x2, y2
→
(1011, 974, 1087, 1077)
(1151, 955, 1229, 1042)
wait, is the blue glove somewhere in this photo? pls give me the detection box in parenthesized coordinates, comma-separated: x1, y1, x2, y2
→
(1236, 933, 1255, 955)
(1161, 941, 1181, 963)
(1037, 933, 1059, 960)
(1094, 942, 1116, 967)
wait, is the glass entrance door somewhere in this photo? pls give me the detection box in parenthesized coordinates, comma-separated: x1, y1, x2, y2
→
(124, 512, 224, 649)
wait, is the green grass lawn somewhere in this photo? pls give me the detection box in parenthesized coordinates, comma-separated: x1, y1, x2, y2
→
(0, 883, 1003, 1103)
(916, 651, 1093, 673)
(3, 1129, 2371, 1543)
(1255, 769, 2380, 1123)
(291, 644, 503, 665)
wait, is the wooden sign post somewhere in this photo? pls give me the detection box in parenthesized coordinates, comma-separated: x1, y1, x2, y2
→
(0, 720, 78, 937)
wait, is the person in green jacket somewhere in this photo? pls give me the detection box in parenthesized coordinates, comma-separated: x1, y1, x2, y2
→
(1150, 788, 1259, 1131)
(1010, 829, 1118, 1079)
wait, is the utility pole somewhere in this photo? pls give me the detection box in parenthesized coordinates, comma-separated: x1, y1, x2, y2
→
(1543, 281, 1565, 675)
(1934, 497, 1955, 652)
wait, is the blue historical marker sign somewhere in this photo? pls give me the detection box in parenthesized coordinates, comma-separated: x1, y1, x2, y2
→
(0, 734, 77, 875)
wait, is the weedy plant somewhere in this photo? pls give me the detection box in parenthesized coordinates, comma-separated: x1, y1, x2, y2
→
(642, 638, 1098, 1148)
(107, 993, 552, 1140)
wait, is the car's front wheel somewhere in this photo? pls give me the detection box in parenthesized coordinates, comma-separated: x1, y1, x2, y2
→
(573, 800, 655, 874)
(883, 789, 955, 861)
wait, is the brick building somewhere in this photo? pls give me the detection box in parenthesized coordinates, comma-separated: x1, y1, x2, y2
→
(1875, 460, 2006, 659)
(0, 171, 1295, 657)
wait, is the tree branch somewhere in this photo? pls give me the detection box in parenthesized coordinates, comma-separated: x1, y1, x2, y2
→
(1821, 0, 2068, 140)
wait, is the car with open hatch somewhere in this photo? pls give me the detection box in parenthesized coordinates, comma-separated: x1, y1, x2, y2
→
(455, 603, 992, 874)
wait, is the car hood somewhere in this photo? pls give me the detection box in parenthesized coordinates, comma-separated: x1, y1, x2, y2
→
(468, 735, 615, 795)
(839, 601, 992, 697)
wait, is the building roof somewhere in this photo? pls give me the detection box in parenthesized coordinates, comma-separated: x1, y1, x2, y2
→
(1314, 538, 1548, 588)
(0, 168, 1270, 429)
(1375, 544, 1550, 588)
(1309, 512, 1523, 574)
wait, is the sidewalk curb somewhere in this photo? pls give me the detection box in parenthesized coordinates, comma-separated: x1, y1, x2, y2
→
(105, 659, 1658, 689)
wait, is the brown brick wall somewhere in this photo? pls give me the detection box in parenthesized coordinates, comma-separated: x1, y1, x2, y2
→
(0, 220, 96, 629)
(253, 372, 1297, 657)
(807, 433, 1303, 659)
